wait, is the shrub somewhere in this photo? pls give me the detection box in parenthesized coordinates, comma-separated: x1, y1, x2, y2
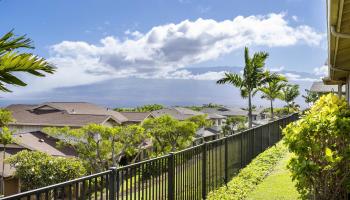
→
(7, 150, 86, 191)
(283, 93, 350, 200)
(207, 141, 287, 200)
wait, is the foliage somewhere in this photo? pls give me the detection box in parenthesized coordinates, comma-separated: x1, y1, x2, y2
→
(0, 109, 13, 127)
(222, 116, 247, 135)
(115, 104, 164, 112)
(283, 94, 350, 200)
(208, 141, 287, 200)
(246, 153, 300, 200)
(186, 114, 212, 128)
(217, 47, 278, 128)
(7, 150, 86, 191)
(0, 30, 55, 92)
(142, 115, 198, 155)
(44, 124, 147, 173)
(185, 103, 222, 111)
(280, 84, 300, 113)
(302, 89, 320, 106)
(259, 74, 287, 119)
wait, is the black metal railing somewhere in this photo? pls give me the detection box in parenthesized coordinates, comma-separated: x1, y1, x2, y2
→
(1, 113, 298, 200)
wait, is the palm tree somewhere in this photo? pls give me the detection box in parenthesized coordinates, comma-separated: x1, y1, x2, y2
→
(217, 47, 276, 127)
(0, 31, 55, 92)
(0, 127, 15, 195)
(259, 74, 287, 119)
(302, 89, 319, 107)
(280, 84, 300, 113)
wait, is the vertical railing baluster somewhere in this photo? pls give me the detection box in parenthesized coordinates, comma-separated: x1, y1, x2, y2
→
(109, 167, 117, 200)
(168, 153, 175, 200)
(202, 142, 207, 199)
(224, 137, 228, 185)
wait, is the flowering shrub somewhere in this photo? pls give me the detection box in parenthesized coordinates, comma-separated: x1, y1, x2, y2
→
(7, 150, 86, 191)
(283, 93, 350, 200)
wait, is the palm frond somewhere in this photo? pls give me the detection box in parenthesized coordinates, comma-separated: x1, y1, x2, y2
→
(0, 52, 55, 92)
(0, 30, 33, 55)
(216, 72, 244, 87)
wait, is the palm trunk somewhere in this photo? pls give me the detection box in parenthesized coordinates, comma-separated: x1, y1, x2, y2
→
(270, 99, 274, 119)
(1, 146, 5, 195)
(286, 102, 290, 114)
(111, 138, 116, 167)
(248, 92, 253, 128)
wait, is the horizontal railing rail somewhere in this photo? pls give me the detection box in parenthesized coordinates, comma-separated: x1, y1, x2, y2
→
(1, 113, 299, 200)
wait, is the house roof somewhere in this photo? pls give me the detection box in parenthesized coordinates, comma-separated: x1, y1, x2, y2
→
(120, 112, 152, 123)
(7, 103, 127, 127)
(196, 128, 217, 138)
(310, 81, 345, 93)
(151, 107, 206, 120)
(12, 131, 76, 157)
(324, 0, 350, 84)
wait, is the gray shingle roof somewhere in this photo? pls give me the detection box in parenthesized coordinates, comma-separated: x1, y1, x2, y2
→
(120, 112, 151, 122)
(310, 81, 344, 93)
(7, 103, 128, 127)
(151, 107, 206, 120)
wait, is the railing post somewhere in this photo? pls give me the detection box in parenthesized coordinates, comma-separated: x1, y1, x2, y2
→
(109, 167, 117, 200)
(168, 152, 175, 200)
(224, 137, 228, 184)
(251, 129, 255, 158)
(240, 133, 243, 168)
(202, 142, 208, 199)
(268, 123, 271, 147)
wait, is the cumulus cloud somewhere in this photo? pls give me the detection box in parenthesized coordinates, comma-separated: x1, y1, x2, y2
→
(313, 65, 328, 76)
(7, 13, 324, 95)
(283, 72, 318, 82)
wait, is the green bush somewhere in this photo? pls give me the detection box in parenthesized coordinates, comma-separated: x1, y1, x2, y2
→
(208, 141, 287, 200)
(283, 93, 350, 200)
(7, 150, 86, 191)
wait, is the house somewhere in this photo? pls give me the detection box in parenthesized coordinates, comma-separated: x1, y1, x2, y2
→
(323, 0, 350, 100)
(0, 131, 76, 196)
(6, 102, 128, 134)
(310, 81, 345, 94)
(201, 106, 267, 121)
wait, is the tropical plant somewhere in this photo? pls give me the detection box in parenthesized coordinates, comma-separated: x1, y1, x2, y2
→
(283, 94, 350, 200)
(217, 47, 277, 127)
(0, 31, 55, 92)
(302, 89, 320, 107)
(142, 115, 198, 155)
(222, 116, 247, 135)
(44, 124, 147, 173)
(259, 74, 287, 119)
(186, 114, 212, 129)
(7, 150, 85, 191)
(280, 84, 300, 113)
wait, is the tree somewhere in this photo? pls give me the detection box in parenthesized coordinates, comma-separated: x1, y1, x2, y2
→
(217, 47, 277, 127)
(186, 115, 212, 129)
(302, 89, 320, 107)
(115, 104, 164, 112)
(259, 74, 287, 119)
(0, 127, 15, 195)
(0, 31, 55, 92)
(222, 116, 247, 135)
(44, 124, 147, 173)
(280, 84, 300, 113)
(142, 115, 198, 155)
(7, 150, 85, 191)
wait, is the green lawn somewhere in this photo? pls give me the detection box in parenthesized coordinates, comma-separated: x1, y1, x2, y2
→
(246, 153, 300, 200)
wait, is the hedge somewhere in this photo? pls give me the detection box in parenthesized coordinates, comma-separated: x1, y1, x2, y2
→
(207, 141, 287, 200)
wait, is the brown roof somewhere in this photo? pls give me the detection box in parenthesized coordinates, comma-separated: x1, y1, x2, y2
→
(120, 112, 151, 123)
(151, 107, 206, 121)
(7, 103, 128, 127)
(13, 131, 76, 157)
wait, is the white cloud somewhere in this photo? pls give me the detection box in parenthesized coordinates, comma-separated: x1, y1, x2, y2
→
(313, 65, 328, 76)
(292, 15, 298, 22)
(269, 66, 285, 72)
(283, 72, 318, 82)
(6, 13, 324, 95)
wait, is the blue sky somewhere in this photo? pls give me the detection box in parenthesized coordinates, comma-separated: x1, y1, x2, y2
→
(0, 0, 328, 107)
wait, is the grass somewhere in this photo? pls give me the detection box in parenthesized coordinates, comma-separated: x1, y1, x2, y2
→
(246, 152, 300, 200)
(208, 141, 288, 200)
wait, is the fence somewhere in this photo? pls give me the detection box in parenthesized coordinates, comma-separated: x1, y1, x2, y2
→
(1, 113, 299, 200)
